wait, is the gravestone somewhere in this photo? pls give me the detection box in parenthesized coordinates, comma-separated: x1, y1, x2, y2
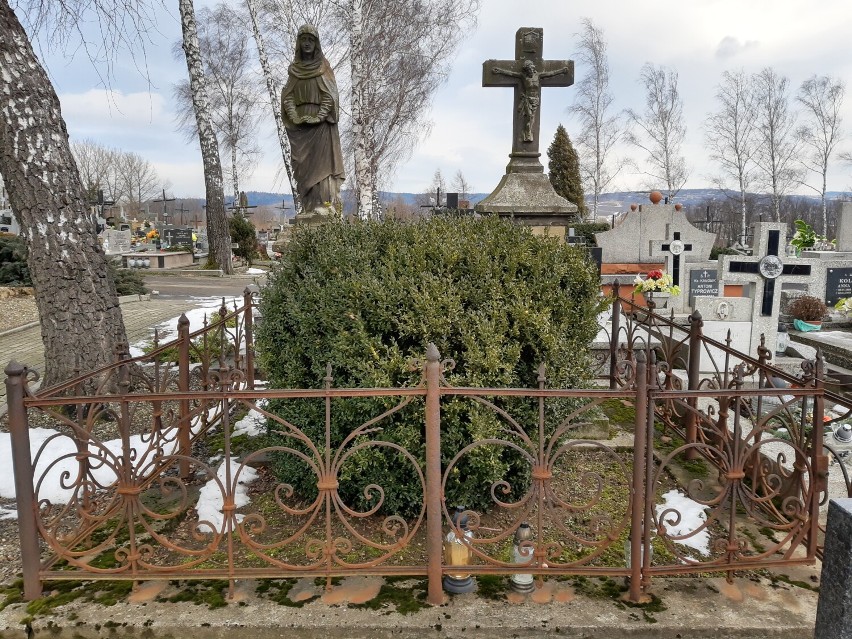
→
(693, 296, 753, 372)
(814, 499, 852, 639)
(719, 222, 822, 354)
(595, 197, 716, 312)
(833, 202, 852, 254)
(101, 229, 132, 255)
(474, 28, 577, 237)
(825, 267, 852, 306)
(687, 267, 719, 306)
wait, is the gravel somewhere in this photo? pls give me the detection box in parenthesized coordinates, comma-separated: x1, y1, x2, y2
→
(0, 289, 38, 333)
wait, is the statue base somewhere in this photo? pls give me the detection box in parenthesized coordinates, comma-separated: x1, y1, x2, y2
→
(474, 172, 579, 238)
(294, 205, 341, 227)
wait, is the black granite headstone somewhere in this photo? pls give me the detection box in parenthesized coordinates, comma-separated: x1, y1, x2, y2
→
(164, 228, 194, 249)
(826, 267, 852, 306)
(815, 499, 852, 639)
(688, 268, 718, 306)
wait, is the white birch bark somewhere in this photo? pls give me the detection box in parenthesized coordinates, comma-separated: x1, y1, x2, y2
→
(245, 0, 302, 215)
(350, 0, 374, 220)
(177, 0, 232, 274)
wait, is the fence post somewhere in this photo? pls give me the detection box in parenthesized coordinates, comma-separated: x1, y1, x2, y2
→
(684, 310, 703, 460)
(178, 314, 191, 479)
(425, 343, 443, 605)
(810, 352, 826, 556)
(609, 280, 621, 390)
(628, 351, 648, 603)
(4, 361, 42, 600)
(243, 286, 257, 391)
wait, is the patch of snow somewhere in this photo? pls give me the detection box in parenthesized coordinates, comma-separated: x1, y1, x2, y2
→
(0, 504, 18, 520)
(233, 401, 268, 438)
(655, 489, 710, 555)
(195, 458, 258, 534)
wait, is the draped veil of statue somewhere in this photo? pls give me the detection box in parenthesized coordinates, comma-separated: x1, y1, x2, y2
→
(281, 25, 345, 216)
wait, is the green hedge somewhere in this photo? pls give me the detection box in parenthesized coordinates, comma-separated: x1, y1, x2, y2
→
(256, 217, 604, 517)
(569, 222, 611, 246)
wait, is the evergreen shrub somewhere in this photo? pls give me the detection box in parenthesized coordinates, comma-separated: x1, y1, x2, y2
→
(256, 217, 604, 517)
(569, 222, 611, 247)
(0, 235, 31, 286)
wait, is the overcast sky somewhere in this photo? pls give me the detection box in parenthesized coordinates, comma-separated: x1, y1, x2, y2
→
(30, 0, 852, 200)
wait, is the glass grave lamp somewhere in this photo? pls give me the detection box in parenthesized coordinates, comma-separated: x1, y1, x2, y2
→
(776, 324, 789, 355)
(443, 506, 475, 594)
(509, 522, 535, 593)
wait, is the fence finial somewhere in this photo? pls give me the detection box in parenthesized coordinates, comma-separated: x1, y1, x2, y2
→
(426, 343, 440, 362)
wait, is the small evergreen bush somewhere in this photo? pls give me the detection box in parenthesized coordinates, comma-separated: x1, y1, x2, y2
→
(256, 217, 604, 517)
(107, 262, 147, 296)
(0, 235, 31, 286)
(570, 222, 611, 246)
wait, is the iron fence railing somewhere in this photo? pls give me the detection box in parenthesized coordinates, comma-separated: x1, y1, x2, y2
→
(4, 282, 846, 604)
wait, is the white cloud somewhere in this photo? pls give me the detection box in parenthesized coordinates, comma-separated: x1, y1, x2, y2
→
(715, 36, 759, 59)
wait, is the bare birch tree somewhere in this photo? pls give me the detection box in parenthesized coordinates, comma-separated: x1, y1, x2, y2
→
(342, 0, 479, 219)
(0, 0, 151, 385)
(245, 0, 301, 213)
(117, 151, 161, 216)
(624, 64, 689, 201)
(704, 70, 758, 241)
(174, 3, 262, 205)
(451, 170, 473, 201)
(752, 67, 801, 222)
(569, 18, 624, 218)
(72, 139, 120, 202)
(176, 0, 232, 273)
(797, 74, 845, 235)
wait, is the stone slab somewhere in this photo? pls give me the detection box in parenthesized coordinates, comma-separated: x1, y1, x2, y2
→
(836, 202, 852, 252)
(815, 498, 852, 639)
(694, 296, 753, 322)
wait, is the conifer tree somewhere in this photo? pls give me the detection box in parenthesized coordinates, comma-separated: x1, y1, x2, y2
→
(547, 124, 587, 217)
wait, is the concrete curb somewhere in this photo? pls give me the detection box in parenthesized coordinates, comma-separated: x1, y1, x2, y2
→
(0, 574, 818, 639)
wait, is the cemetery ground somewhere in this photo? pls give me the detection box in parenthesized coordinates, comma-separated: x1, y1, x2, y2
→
(0, 267, 836, 638)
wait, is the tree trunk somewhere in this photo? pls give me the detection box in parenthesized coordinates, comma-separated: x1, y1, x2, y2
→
(245, 0, 301, 215)
(177, 0, 231, 274)
(0, 0, 129, 388)
(350, 0, 373, 220)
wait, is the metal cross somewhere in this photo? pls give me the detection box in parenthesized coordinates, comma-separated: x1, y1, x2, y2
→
(153, 189, 175, 224)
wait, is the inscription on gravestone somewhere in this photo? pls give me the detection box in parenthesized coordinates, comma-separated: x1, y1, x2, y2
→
(826, 268, 852, 306)
(689, 268, 719, 306)
(164, 228, 194, 249)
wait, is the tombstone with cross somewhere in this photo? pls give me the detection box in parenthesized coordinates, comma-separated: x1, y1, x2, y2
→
(474, 28, 577, 234)
(720, 222, 823, 354)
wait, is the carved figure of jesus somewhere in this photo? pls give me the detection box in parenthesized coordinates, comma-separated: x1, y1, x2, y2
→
(492, 60, 571, 142)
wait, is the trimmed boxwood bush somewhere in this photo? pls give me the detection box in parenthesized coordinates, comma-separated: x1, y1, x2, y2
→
(256, 216, 604, 517)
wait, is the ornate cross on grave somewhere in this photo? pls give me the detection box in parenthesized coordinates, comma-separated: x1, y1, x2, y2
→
(650, 230, 694, 287)
(482, 28, 573, 174)
(724, 224, 813, 317)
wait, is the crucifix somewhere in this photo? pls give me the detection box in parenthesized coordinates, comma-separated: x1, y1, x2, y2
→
(228, 191, 258, 215)
(153, 189, 175, 224)
(192, 213, 202, 230)
(482, 28, 573, 174)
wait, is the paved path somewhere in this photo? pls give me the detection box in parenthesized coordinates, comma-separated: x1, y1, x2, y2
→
(0, 296, 236, 406)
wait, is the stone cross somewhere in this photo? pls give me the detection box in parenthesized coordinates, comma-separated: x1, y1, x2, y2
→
(482, 28, 573, 174)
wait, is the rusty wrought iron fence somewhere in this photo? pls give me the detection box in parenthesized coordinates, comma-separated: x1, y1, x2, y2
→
(4, 283, 844, 605)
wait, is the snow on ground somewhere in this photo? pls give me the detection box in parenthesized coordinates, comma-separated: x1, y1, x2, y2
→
(655, 489, 710, 555)
(0, 407, 223, 517)
(245, 268, 267, 275)
(195, 457, 258, 533)
(138, 296, 242, 346)
(232, 400, 268, 438)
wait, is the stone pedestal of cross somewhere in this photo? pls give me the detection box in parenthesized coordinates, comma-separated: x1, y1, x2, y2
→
(720, 222, 820, 355)
(475, 28, 577, 227)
